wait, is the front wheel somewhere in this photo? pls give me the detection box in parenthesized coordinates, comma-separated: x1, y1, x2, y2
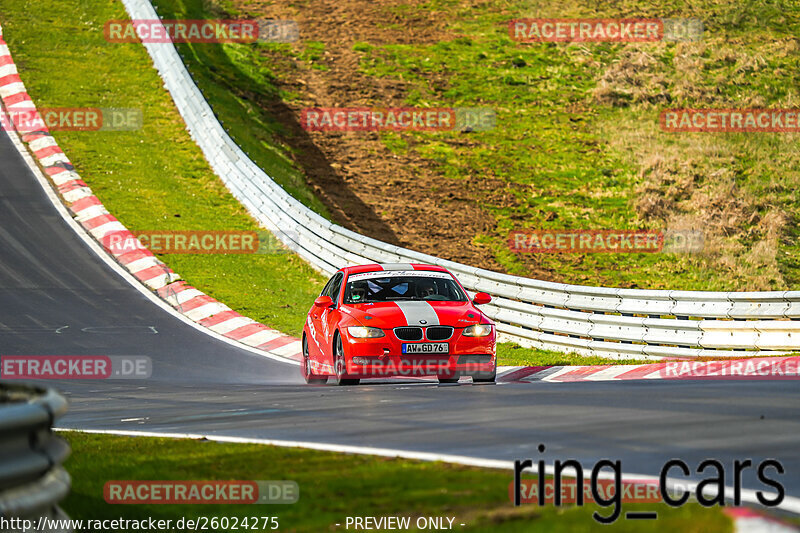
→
(334, 333, 360, 386)
(302, 335, 327, 384)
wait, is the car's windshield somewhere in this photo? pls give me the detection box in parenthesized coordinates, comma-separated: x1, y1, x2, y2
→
(343, 272, 467, 304)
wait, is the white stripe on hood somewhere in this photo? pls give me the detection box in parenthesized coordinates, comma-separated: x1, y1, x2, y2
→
(394, 301, 440, 326)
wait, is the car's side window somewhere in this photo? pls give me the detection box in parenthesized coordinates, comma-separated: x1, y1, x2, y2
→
(328, 273, 344, 305)
(320, 273, 338, 297)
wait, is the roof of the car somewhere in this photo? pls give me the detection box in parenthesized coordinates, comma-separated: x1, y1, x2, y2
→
(340, 263, 450, 275)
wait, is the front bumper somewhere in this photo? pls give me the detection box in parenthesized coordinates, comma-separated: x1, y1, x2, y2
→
(342, 327, 496, 378)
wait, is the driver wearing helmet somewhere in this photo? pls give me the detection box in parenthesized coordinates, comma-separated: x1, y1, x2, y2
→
(416, 279, 437, 299)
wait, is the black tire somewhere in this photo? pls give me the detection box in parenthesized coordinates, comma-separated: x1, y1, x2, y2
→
(302, 335, 327, 384)
(334, 333, 360, 386)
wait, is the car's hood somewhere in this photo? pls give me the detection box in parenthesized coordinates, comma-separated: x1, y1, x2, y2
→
(341, 300, 490, 329)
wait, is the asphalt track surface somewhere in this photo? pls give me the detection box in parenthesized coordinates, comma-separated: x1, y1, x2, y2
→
(1, 127, 799, 505)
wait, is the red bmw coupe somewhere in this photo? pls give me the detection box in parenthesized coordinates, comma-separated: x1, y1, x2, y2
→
(301, 263, 496, 385)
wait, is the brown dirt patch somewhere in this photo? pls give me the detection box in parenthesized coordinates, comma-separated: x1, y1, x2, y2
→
(227, 0, 505, 268)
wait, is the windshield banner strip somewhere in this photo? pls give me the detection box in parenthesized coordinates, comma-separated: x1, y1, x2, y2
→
(348, 271, 453, 281)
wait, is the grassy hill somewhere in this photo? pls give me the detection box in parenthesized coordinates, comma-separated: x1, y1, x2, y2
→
(157, 0, 799, 291)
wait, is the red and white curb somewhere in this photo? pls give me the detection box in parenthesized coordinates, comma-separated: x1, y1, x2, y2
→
(0, 24, 301, 364)
(497, 356, 800, 383)
(725, 508, 800, 532)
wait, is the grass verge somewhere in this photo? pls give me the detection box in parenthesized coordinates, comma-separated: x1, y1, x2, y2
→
(497, 344, 651, 367)
(60, 432, 732, 532)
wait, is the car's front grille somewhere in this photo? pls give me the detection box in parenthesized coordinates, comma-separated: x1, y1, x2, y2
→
(394, 327, 423, 341)
(394, 326, 453, 341)
(425, 326, 454, 341)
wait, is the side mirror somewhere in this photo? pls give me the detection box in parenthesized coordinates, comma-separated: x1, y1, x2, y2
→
(314, 295, 334, 308)
(473, 292, 492, 305)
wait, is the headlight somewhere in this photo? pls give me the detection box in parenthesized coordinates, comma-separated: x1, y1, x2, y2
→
(463, 324, 492, 337)
(347, 326, 385, 338)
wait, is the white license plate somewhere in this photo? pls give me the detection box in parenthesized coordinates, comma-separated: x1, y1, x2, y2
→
(402, 343, 448, 354)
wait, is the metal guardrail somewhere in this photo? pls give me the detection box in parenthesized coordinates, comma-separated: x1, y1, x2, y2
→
(0, 384, 71, 533)
(122, 0, 800, 358)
